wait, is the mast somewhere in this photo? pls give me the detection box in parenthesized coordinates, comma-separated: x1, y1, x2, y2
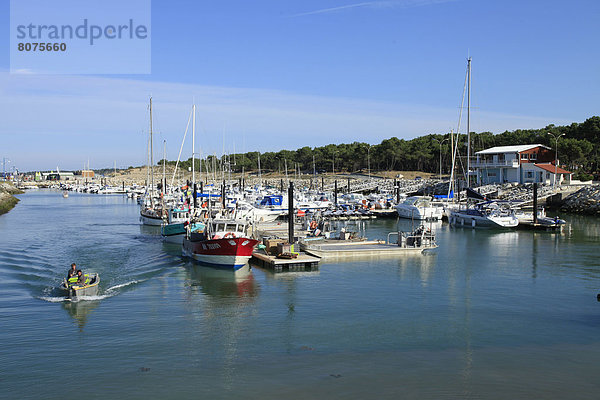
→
(257, 152, 262, 185)
(192, 104, 196, 185)
(162, 140, 166, 195)
(467, 57, 472, 188)
(149, 97, 155, 208)
(448, 129, 455, 199)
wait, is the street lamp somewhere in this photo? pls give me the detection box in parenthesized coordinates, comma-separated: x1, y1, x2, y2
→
(547, 132, 565, 189)
(367, 145, 371, 181)
(437, 138, 449, 180)
(332, 151, 337, 176)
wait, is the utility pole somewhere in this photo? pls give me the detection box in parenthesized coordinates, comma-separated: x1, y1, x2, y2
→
(548, 132, 565, 189)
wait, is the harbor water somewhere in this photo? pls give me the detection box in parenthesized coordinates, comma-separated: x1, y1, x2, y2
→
(1, 190, 600, 399)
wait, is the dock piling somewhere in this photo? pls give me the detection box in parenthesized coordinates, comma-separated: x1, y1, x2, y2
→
(334, 180, 338, 208)
(533, 182, 538, 224)
(288, 181, 294, 245)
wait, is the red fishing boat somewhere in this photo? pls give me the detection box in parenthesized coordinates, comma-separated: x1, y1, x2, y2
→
(182, 219, 259, 270)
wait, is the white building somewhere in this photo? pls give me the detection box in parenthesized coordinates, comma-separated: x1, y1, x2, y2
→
(473, 144, 571, 185)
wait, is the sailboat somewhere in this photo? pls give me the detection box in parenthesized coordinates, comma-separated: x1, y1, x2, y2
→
(161, 105, 205, 242)
(448, 58, 518, 229)
(140, 97, 165, 226)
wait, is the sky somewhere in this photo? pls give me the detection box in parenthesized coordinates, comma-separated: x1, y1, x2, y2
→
(0, 0, 599, 171)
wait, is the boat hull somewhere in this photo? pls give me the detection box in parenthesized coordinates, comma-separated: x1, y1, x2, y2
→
(140, 212, 163, 226)
(60, 274, 100, 297)
(182, 237, 259, 270)
(396, 205, 443, 220)
(449, 211, 518, 228)
(161, 222, 205, 243)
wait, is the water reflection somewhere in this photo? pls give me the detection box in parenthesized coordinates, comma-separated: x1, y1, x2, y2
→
(186, 264, 258, 299)
(139, 224, 161, 236)
(181, 263, 259, 391)
(395, 252, 437, 286)
(62, 300, 101, 331)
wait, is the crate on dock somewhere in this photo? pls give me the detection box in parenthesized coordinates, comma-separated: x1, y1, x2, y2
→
(277, 242, 292, 255)
(264, 238, 284, 255)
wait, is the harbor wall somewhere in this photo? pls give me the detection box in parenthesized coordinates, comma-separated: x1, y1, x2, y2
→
(557, 184, 600, 215)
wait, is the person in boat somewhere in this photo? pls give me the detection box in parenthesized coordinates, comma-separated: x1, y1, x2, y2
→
(67, 263, 77, 279)
(75, 270, 86, 286)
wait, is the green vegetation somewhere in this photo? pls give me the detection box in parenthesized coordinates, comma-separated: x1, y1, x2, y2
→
(0, 195, 19, 215)
(0, 183, 22, 215)
(158, 116, 600, 178)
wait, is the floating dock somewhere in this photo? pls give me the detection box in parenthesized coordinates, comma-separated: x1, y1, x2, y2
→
(370, 209, 398, 218)
(301, 240, 436, 259)
(516, 220, 564, 232)
(251, 250, 320, 272)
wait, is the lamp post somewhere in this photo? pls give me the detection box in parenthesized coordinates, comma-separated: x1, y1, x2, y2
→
(367, 145, 371, 181)
(547, 132, 565, 189)
(437, 138, 448, 180)
(332, 151, 337, 176)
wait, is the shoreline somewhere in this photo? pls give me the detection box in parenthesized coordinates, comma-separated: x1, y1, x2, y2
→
(0, 183, 24, 215)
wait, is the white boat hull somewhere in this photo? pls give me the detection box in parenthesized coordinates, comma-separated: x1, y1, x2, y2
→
(449, 211, 518, 228)
(140, 214, 163, 226)
(396, 205, 443, 220)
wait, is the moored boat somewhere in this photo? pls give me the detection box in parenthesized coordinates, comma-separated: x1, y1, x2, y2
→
(449, 201, 518, 228)
(182, 219, 259, 270)
(396, 196, 443, 220)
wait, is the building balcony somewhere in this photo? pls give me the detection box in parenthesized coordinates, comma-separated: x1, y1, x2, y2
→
(472, 160, 520, 169)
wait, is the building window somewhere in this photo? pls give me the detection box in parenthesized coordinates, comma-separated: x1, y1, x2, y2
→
(526, 171, 533, 178)
(487, 172, 497, 177)
(530, 152, 537, 160)
(521, 153, 528, 160)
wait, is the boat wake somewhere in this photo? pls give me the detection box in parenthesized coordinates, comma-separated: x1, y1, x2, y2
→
(38, 293, 116, 303)
(38, 279, 143, 303)
(105, 280, 143, 292)
(39, 296, 71, 303)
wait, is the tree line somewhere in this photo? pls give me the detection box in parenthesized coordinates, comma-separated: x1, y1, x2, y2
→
(158, 116, 600, 180)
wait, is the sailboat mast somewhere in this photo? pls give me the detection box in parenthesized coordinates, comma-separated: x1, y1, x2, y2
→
(150, 97, 155, 207)
(466, 57, 472, 188)
(192, 104, 196, 185)
(257, 152, 261, 185)
(162, 140, 166, 195)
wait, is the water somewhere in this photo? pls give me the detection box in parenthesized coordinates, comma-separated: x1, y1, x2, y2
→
(1, 190, 600, 399)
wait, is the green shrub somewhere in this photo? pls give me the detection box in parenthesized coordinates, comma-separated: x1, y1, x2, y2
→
(573, 171, 594, 181)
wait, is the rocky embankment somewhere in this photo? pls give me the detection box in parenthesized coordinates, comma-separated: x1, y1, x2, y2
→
(0, 182, 23, 215)
(559, 184, 600, 215)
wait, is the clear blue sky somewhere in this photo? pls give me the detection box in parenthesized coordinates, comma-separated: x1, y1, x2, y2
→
(1, 0, 599, 171)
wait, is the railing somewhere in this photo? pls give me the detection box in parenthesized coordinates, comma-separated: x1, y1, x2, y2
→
(472, 160, 520, 168)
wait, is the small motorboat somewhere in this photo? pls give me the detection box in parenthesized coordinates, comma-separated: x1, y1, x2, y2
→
(60, 273, 100, 297)
(62, 191, 69, 198)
